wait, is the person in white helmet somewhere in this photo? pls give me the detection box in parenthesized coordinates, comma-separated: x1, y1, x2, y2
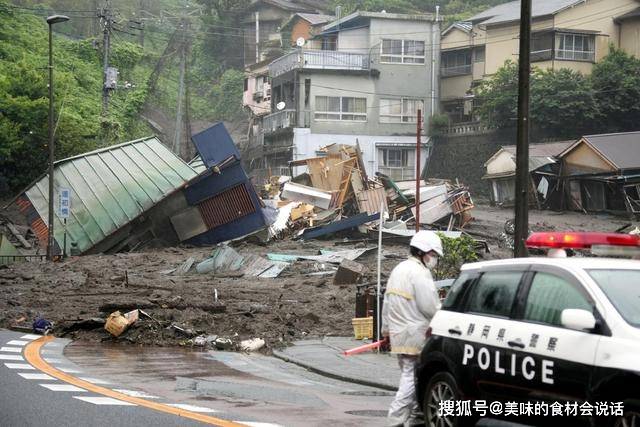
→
(381, 230, 443, 427)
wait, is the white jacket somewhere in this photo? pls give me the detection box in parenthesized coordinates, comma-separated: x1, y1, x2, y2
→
(381, 257, 441, 355)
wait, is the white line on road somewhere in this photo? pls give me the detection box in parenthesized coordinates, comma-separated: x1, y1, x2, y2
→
(6, 340, 29, 346)
(20, 334, 42, 340)
(0, 347, 23, 353)
(57, 367, 83, 374)
(78, 377, 110, 385)
(39, 384, 87, 392)
(18, 373, 56, 380)
(111, 389, 160, 399)
(0, 355, 24, 361)
(4, 363, 34, 370)
(43, 358, 64, 363)
(167, 404, 219, 413)
(238, 423, 284, 427)
(73, 396, 136, 406)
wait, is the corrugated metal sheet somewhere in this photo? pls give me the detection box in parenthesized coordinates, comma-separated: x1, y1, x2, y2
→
(198, 184, 256, 229)
(356, 187, 388, 215)
(188, 156, 207, 173)
(23, 136, 198, 254)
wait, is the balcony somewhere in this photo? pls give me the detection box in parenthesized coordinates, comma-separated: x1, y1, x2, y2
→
(270, 50, 370, 78)
(441, 64, 472, 77)
(262, 109, 312, 135)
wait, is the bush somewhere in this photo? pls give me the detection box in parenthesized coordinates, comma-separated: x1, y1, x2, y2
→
(433, 233, 479, 280)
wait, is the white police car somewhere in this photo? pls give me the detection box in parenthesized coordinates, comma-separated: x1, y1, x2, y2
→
(416, 232, 640, 427)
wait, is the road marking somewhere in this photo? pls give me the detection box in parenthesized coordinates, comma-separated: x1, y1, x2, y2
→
(6, 340, 29, 346)
(43, 358, 64, 363)
(4, 363, 34, 370)
(238, 423, 284, 427)
(20, 334, 43, 340)
(0, 347, 23, 353)
(0, 355, 23, 361)
(25, 337, 244, 426)
(167, 404, 219, 413)
(112, 389, 160, 399)
(18, 373, 55, 380)
(74, 396, 136, 406)
(78, 377, 110, 385)
(40, 384, 88, 392)
(57, 367, 83, 373)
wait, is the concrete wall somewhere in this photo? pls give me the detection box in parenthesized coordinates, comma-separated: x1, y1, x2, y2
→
(442, 74, 473, 100)
(337, 26, 370, 50)
(292, 128, 428, 178)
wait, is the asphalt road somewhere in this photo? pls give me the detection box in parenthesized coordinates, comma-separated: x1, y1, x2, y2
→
(0, 329, 243, 427)
(0, 329, 394, 426)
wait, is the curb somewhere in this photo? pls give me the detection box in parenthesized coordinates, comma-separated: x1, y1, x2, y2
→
(272, 349, 398, 392)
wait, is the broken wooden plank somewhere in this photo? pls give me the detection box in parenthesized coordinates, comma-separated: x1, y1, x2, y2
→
(6, 223, 31, 249)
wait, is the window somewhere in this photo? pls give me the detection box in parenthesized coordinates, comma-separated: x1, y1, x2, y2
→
(381, 39, 425, 64)
(473, 46, 485, 63)
(442, 273, 474, 310)
(556, 33, 595, 61)
(380, 98, 424, 123)
(531, 32, 553, 62)
(256, 76, 264, 92)
(589, 269, 640, 328)
(524, 273, 592, 327)
(382, 148, 409, 167)
(314, 96, 366, 121)
(243, 78, 248, 91)
(304, 79, 311, 108)
(441, 49, 472, 76)
(466, 271, 522, 317)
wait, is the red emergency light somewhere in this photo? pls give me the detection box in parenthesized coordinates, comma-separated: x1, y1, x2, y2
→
(526, 232, 640, 249)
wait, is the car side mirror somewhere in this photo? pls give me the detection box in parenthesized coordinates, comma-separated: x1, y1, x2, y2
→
(561, 309, 596, 331)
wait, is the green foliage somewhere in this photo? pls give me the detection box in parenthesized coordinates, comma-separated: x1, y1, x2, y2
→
(191, 68, 244, 121)
(476, 62, 598, 137)
(110, 42, 144, 73)
(429, 113, 451, 136)
(591, 47, 640, 133)
(433, 233, 479, 280)
(476, 48, 640, 138)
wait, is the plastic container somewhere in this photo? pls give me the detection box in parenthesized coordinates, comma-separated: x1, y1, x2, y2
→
(352, 317, 374, 340)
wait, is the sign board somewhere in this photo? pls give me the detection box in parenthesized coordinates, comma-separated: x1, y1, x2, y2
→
(59, 188, 71, 219)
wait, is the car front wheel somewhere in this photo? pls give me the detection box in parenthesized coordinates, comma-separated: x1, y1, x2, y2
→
(423, 371, 465, 427)
(612, 399, 640, 427)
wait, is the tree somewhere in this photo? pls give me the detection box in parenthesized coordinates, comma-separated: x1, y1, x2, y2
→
(475, 60, 597, 138)
(591, 47, 640, 133)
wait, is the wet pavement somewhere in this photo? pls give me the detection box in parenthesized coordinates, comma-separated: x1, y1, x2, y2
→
(64, 341, 395, 426)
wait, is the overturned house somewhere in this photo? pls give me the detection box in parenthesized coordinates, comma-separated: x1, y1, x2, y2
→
(11, 123, 266, 256)
(557, 132, 640, 215)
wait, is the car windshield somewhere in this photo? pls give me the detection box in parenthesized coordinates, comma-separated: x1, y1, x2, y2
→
(588, 269, 640, 328)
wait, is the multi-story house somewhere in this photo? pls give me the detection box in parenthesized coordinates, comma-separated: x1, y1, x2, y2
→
(249, 11, 441, 181)
(440, 0, 640, 125)
(242, 0, 330, 66)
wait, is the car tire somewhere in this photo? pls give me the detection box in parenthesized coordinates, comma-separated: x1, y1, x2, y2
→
(610, 399, 640, 427)
(423, 371, 472, 427)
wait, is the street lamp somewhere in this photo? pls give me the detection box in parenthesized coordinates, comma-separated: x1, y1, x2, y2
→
(46, 14, 69, 261)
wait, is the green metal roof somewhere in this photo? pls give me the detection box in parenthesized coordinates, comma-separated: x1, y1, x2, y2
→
(25, 136, 199, 254)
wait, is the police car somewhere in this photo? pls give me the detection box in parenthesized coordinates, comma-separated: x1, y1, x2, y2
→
(416, 232, 640, 427)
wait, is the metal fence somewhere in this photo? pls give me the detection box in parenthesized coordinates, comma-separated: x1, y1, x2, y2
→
(270, 50, 370, 78)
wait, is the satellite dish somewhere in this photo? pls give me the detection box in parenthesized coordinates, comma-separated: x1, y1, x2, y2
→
(276, 102, 286, 111)
(296, 37, 305, 47)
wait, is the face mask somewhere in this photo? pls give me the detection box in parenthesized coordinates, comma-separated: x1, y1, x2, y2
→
(424, 254, 438, 269)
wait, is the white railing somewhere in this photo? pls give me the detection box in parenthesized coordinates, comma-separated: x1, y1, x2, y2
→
(263, 109, 296, 133)
(270, 50, 370, 78)
(378, 166, 415, 181)
(441, 121, 490, 135)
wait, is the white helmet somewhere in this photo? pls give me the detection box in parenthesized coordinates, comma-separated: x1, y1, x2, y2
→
(410, 230, 443, 257)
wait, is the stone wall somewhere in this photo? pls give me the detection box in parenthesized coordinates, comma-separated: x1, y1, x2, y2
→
(426, 128, 517, 199)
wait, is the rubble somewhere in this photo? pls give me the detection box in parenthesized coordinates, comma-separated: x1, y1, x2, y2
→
(334, 259, 367, 285)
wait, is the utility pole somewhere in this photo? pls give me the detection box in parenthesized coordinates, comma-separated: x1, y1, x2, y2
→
(514, 0, 532, 257)
(99, 1, 113, 116)
(255, 11, 260, 64)
(415, 109, 422, 231)
(173, 19, 188, 159)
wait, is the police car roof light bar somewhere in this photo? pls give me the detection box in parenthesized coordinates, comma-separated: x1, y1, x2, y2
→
(526, 232, 640, 249)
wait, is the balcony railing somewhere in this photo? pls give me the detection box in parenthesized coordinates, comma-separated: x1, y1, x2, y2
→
(441, 64, 472, 77)
(262, 110, 311, 135)
(531, 49, 553, 62)
(270, 50, 370, 78)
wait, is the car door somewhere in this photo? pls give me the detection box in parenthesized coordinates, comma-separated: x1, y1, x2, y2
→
(447, 269, 528, 400)
(504, 267, 602, 403)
